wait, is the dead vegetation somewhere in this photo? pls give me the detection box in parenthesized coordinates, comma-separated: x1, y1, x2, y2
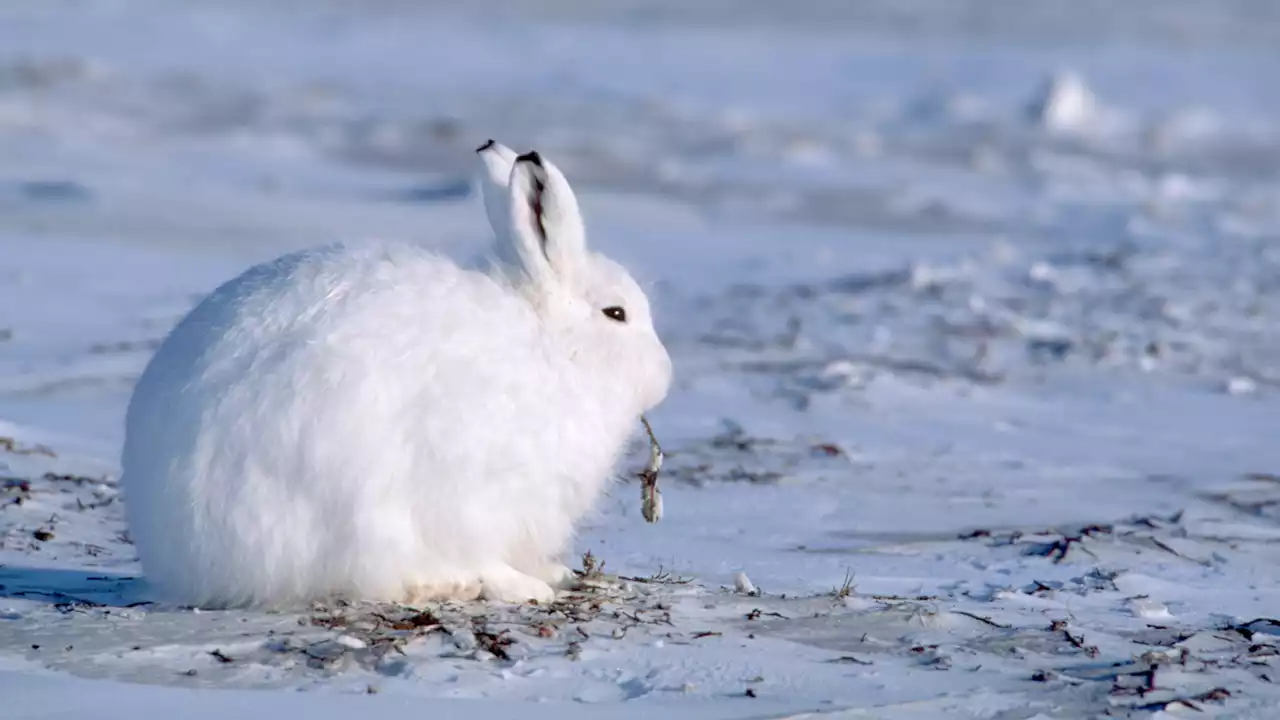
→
(831, 569, 857, 599)
(249, 551, 700, 673)
(0, 437, 56, 457)
(956, 511, 1204, 568)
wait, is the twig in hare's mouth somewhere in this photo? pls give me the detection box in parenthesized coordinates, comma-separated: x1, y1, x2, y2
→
(639, 415, 664, 523)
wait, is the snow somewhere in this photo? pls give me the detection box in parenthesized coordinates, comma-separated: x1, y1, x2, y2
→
(3, 0, 1280, 717)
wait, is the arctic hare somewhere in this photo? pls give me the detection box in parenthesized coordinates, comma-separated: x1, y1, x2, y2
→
(120, 142, 672, 608)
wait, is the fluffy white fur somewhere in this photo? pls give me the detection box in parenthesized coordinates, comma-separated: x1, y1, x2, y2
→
(119, 143, 672, 609)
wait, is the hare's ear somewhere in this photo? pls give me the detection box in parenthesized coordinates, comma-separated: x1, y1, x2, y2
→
(475, 139, 518, 243)
(506, 151, 588, 288)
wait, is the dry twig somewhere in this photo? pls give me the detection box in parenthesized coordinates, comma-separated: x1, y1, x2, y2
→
(639, 415, 664, 523)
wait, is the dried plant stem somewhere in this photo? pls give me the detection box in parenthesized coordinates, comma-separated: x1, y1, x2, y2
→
(639, 415, 664, 523)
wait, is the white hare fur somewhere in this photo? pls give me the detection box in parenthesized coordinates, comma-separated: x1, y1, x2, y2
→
(120, 143, 672, 609)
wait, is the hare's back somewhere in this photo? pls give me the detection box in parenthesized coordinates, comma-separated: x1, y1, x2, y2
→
(169, 239, 530, 382)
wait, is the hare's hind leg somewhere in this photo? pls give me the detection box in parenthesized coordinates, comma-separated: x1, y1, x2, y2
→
(401, 573, 483, 605)
(478, 564, 556, 604)
(399, 563, 483, 602)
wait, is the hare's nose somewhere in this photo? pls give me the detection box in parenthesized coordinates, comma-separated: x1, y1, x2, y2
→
(643, 348, 674, 411)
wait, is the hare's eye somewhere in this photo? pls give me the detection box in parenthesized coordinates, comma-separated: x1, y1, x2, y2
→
(602, 306, 627, 323)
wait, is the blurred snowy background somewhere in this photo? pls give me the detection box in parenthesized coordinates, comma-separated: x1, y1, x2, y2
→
(3, 1, 1280, 717)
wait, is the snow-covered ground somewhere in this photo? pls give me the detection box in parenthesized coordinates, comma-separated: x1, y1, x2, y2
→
(3, 1, 1280, 717)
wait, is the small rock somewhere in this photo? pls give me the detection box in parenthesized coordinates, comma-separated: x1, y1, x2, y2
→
(1026, 69, 1099, 133)
(450, 629, 477, 652)
(376, 657, 412, 677)
(303, 640, 349, 667)
(1129, 597, 1173, 620)
(335, 634, 367, 650)
(1226, 376, 1258, 396)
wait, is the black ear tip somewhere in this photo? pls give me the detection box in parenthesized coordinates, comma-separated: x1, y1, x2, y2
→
(515, 150, 544, 167)
(475, 139, 496, 153)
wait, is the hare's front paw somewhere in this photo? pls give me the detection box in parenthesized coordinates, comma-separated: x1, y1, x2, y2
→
(537, 562, 576, 588)
(479, 565, 556, 604)
(512, 558, 577, 588)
